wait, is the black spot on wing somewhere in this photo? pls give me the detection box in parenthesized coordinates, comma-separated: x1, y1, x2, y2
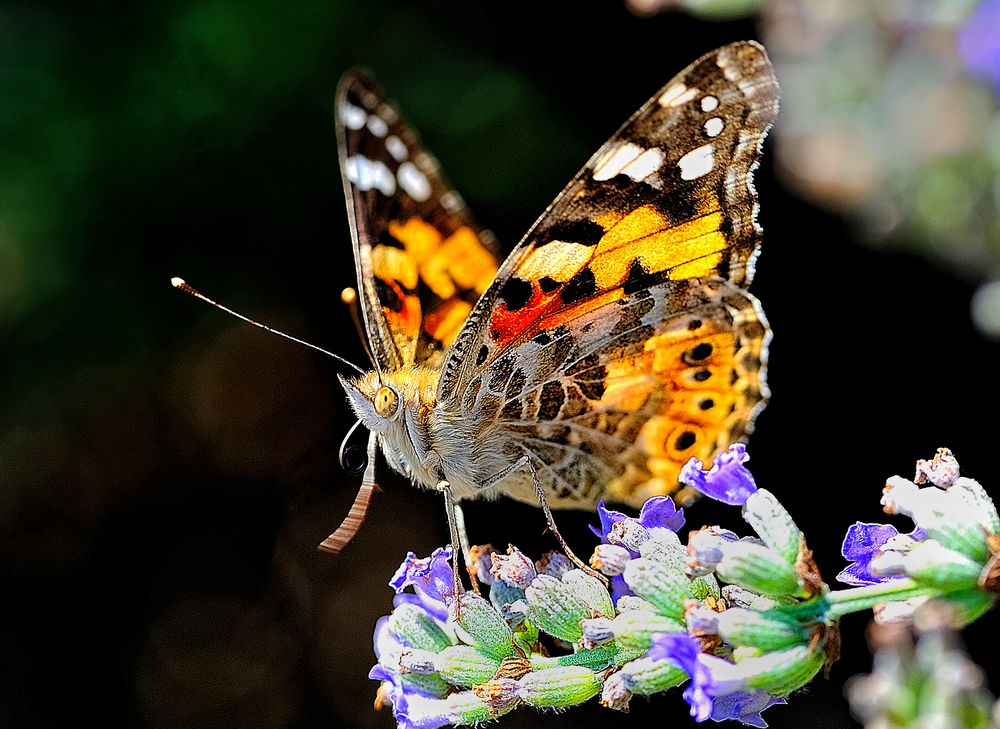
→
(622, 258, 662, 295)
(375, 278, 403, 313)
(476, 345, 489, 366)
(536, 219, 605, 247)
(500, 277, 533, 311)
(539, 276, 561, 293)
(560, 268, 597, 304)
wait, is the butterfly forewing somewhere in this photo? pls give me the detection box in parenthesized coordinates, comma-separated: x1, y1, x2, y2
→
(436, 42, 778, 506)
(336, 71, 501, 371)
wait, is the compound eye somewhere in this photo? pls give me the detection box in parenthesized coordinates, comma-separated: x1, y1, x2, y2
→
(373, 386, 400, 419)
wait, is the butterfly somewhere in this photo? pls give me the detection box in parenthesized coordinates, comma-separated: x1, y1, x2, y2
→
(324, 41, 778, 553)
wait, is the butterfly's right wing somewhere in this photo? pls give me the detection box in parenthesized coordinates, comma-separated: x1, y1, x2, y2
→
(336, 71, 500, 371)
(437, 42, 779, 507)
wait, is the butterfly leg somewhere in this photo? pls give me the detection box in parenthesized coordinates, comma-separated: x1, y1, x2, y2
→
(436, 479, 485, 618)
(478, 455, 609, 587)
(453, 502, 482, 596)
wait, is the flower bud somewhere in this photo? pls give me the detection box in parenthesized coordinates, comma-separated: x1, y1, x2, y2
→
(523, 574, 591, 642)
(433, 645, 502, 687)
(388, 602, 452, 653)
(536, 552, 573, 578)
(399, 648, 437, 674)
(713, 607, 808, 652)
(622, 557, 692, 618)
(490, 545, 537, 589)
(871, 539, 982, 590)
(600, 670, 631, 711)
(450, 593, 516, 659)
(517, 666, 602, 708)
(743, 489, 801, 564)
(402, 688, 503, 727)
(735, 645, 826, 696)
(591, 544, 632, 576)
(580, 617, 615, 648)
(617, 655, 687, 695)
(600, 609, 686, 651)
(687, 527, 739, 576)
(883, 476, 989, 562)
(472, 678, 521, 716)
(951, 477, 1000, 535)
(488, 579, 526, 617)
(562, 569, 615, 618)
(616, 595, 653, 612)
(715, 539, 803, 598)
(721, 585, 780, 611)
(609, 519, 651, 550)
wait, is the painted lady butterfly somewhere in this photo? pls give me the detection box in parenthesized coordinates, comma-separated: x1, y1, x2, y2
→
(326, 41, 778, 552)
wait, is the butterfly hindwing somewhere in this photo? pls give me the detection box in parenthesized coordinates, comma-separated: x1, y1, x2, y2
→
(336, 71, 500, 371)
(437, 41, 778, 506)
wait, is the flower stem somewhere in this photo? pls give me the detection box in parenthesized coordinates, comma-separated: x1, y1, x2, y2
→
(826, 579, 937, 620)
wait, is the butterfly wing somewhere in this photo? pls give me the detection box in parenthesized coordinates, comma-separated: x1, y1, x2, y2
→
(438, 41, 778, 507)
(336, 71, 501, 370)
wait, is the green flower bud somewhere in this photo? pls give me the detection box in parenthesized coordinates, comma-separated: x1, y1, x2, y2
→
(524, 574, 590, 642)
(489, 579, 526, 615)
(743, 489, 801, 564)
(617, 655, 687, 695)
(716, 540, 803, 598)
(597, 609, 686, 651)
(883, 476, 989, 562)
(622, 556, 691, 618)
(562, 569, 614, 618)
(388, 602, 453, 653)
(713, 606, 808, 652)
(434, 645, 502, 687)
(728, 644, 826, 697)
(451, 593, 516, 659)
(517, 665, 602, 708)
(952, 477, 1000, 535)
(400, 671, 451, 699)
(874, 539, 982, 590)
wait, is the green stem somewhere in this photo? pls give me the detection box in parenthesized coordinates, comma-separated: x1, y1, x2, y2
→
(826, 579, 937, 620)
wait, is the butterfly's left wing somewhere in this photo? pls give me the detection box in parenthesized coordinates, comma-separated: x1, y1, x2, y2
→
(336, 71, 500, 370)
(438, 42, 778, 507)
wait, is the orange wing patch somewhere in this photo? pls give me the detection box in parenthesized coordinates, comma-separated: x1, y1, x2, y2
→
(387, 217, 498, 349)
(489, 193, 728, 352)
(603, 296, 769, 506)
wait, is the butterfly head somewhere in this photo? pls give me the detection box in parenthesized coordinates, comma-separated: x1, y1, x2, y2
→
(338, 367, 438, 433)
(338, 371, 401, 433)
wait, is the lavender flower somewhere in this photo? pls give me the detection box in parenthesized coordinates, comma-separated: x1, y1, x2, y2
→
(957, 0, 1000, 95)
(838, 522, 926, 587)
(391, 547, 461, 605)
(680, 444, 758, 505)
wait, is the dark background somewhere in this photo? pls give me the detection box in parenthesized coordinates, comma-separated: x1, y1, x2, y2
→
(3, 2, 999, 728)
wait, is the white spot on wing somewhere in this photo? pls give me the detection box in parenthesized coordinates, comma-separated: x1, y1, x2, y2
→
(397, 161, 432, 202)
(339, 102, 366, 130)
(346, 155, 396, 195)
(366, 115, 388, 137)
(385, 135, 408, 161)
(659, 83, 698, 108)
(593, 143, 664, 182)
(700, 95, 719, 112)
(704, 117, 724, 137)
(677, 144, 715, 180)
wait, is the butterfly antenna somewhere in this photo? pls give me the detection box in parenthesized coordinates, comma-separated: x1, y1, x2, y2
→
(319, 431, 379, 554)
(172, 278, 365, 376)
(340, 287, 379, 372)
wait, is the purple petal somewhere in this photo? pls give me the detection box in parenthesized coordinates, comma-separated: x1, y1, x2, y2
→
(841, 523, 900, 561)
(638, 496, 686, 532)
(591, 500, 627, 541)
(389, 547, 458, 604)
(648, 631, 700, 673)
(710, 689, 786, 727)
(838, 522, 926, 587)
(392, 692, 451, 729)
(680, 444, 758, 506)
(958, 0, 1000, 93)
